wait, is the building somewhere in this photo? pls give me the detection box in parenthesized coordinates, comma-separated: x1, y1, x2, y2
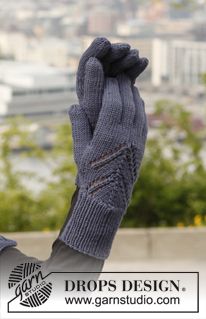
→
(152, 39, 206, 88)
(0, 61, 76, 116)
(0, 32, 79, 67)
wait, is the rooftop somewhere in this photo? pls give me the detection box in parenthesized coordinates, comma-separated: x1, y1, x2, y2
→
(0, 60, 74, 89)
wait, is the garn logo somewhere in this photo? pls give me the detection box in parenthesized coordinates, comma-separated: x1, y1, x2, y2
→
(8, 262, 52, 307)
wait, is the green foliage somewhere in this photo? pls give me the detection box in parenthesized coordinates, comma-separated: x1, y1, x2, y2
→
(0, 100, 206, 232)
(123, 100, 206, 228)
(37, 123, 76, 230)
(0, 117, 75, 232)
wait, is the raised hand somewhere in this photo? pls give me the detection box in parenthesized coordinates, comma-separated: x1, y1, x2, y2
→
(60, 74, 147, 259)
(76, 37, 148, 130)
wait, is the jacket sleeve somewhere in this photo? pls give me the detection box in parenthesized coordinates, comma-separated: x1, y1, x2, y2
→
(0, 187, 104, 273)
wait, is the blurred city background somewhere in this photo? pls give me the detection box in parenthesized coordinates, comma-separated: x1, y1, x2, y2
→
(0, 0, 206, 233)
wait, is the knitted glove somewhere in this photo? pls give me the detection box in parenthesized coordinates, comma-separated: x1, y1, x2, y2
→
(0, 235, 17, 253)
(59, 75, 148, 259)
(109, 49, 149, 81)
(76, 37, 130, 104)
(77, 37, 149, 129)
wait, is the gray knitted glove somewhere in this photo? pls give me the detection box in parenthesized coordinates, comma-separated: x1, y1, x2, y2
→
(76, 37, 130, 105)
(59, 75, 147, 259)
(77, 37, 149, 129)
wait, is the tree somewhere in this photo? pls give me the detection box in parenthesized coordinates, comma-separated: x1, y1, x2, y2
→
(123, 100, 206, 227)
(0, 117, 76, 232)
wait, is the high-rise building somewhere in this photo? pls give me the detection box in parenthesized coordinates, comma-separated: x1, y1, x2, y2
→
(152, 39, 206, 88)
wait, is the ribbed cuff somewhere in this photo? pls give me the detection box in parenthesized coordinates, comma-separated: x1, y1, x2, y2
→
(0, 235, 17, 252)
(59, 192, 124, 260)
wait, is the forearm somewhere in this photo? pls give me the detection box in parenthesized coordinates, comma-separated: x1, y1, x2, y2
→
(0, 239, 104, 274)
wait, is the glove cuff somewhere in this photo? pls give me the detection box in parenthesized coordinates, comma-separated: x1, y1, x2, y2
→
(59, 192, 124, 260)
(0, 236, 17, 252)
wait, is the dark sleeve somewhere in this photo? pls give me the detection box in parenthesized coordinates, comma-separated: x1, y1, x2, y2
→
(0, 187, 104, 273)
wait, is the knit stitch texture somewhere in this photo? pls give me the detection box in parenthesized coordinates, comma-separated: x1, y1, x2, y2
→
(76, 37, 148, 129)
(60, 74, 148, 259)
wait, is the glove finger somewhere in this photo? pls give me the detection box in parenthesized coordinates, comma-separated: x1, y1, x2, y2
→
(109, 49, 139, 77)
(117, 74, 135, 126)
(126, 57, 149, 82)
(68, 104, 92, 166)
(84, 57, 104, 130)
(76, 37, 111, 102)
(97, 78, 122, 128)
(102, 43, 130, 74)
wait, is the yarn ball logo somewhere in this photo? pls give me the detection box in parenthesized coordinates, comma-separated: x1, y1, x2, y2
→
(8, 262, 52, 307)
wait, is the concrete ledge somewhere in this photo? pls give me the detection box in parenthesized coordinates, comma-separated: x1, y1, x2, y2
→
(110, 227, 206, 261)
(2, 227, 206, 261)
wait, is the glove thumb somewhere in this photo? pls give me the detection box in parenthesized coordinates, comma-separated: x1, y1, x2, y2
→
(83, 57, 104, 130)
(68, 104, 92, 166)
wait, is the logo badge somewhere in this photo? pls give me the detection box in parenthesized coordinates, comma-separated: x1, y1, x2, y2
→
(8, 262, 52, 307)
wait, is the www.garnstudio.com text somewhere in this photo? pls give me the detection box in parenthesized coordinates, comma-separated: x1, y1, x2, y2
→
(64, 279, 181, 307)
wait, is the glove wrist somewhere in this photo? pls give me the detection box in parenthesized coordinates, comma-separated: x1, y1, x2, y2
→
(59, 191, 124, 260)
